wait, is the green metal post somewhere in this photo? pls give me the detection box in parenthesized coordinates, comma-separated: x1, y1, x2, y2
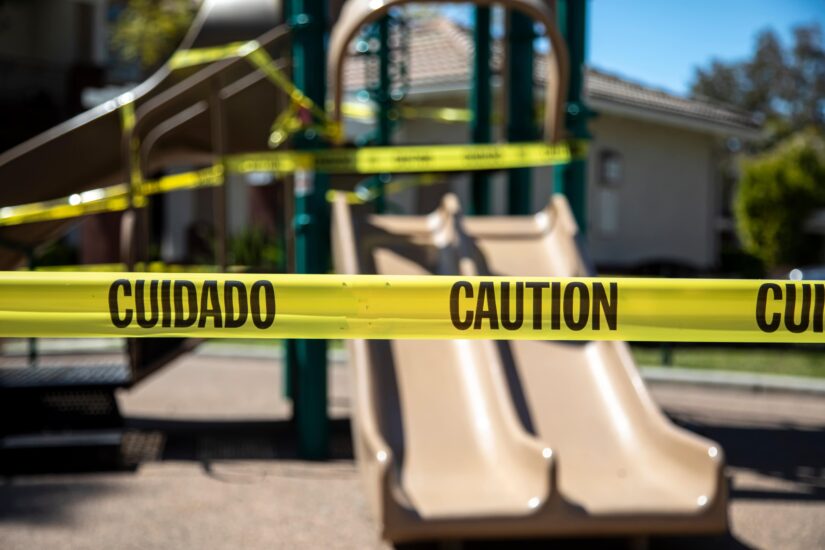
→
(285, 337, 296, 400)
(283, 0, 294, 404)
(553, 0, 590, 232)
(506, 11, 535, 215)
(470, 6, 492, 215)
(372, 16, 392, 213)
(289, 0, 329, 459)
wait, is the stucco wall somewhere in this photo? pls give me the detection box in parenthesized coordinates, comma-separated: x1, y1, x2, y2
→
(388, 107, 721, 271)
(585, 114, 718, 270)
(391, 104, 555, 216)
(222, 105, 719, 272)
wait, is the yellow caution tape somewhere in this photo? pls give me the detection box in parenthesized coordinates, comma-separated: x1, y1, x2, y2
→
(170, 40, 341, 145)
(172, 42, 468, 128)
(400, 106, 473, 123)
(340, 101, 379, 121)
(340, 102, 553, 125)
(341, 102, 473, 124)
(0, 37, 576, 228)
(140, 165, 224, 195)
(0, 141, 584, 227)
(0, 273, 821, 343)
(327, 174, 444, 205)
(0, 184, 131, 226)
(0, 167, 223, 227)
(225, 140, 585, 175)
(119, 96, 136, 131)
(168, 41, 251, 70)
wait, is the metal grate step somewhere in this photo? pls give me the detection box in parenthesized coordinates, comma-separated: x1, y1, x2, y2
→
(2, 430, 123, 450)
(0, 364, 130, 389)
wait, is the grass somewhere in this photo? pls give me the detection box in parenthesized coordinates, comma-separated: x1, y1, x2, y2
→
(207, 340, 825, 379)
(631, 345, 825, 379)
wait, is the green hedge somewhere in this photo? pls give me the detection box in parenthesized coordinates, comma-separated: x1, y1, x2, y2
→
(736, 131, 825, 269)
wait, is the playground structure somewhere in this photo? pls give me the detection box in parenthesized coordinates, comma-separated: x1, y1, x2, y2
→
(0, 0, 288, 472)
(0, 0, 730, 544)
(0, 0, 288, 384)
(0, 0, 285, 268)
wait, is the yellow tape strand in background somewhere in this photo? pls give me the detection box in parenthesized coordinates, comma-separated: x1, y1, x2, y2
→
(171, 40, 341, 145)
(0, 38, 585, 228)
(0, 166, 224, 227)
(0, 272, 821, 343)
(0, 141, 585, 227)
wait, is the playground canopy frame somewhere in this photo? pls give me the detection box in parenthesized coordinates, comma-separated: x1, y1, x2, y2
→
(327, 0, 570, 144)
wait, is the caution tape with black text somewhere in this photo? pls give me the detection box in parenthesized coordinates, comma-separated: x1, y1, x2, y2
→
(0, 272, 821, 343)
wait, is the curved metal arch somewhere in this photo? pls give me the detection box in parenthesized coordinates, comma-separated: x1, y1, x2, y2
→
(328, 0, 569, 143)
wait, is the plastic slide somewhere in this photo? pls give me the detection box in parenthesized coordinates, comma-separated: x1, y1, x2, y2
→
(332, 193, 727, 542)
(0, 0, 285, 268)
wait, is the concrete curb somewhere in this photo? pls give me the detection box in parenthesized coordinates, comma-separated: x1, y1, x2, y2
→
(640, 365, 825, 396)
(196, 344, 825, 396)
(195, 342, 349, 363)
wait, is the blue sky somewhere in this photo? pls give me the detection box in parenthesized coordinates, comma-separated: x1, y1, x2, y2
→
(443, 0, 824, 97)
(590, 0, 825, 95)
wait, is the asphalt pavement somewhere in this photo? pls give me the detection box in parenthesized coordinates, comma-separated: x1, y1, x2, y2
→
(1, 351, 823, 549)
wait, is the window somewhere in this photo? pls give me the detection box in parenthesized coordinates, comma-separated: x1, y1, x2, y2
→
(597, 149, 622, 236)
(599, 149, 623, 186)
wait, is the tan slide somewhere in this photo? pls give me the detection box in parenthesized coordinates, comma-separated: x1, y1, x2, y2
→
(332, 193, 727, 543)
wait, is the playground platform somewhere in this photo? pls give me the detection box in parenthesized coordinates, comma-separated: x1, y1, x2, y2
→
(1, 350, 823, 549)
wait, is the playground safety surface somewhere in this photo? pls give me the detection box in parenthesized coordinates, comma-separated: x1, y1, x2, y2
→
(0, 352, 823, 549)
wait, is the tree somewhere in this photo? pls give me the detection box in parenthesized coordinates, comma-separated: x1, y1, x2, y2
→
(736, 131, 825, 270)
(692, 24, 825, 270)
(691, 24, 825, 145)
(111, 0, 198, 73)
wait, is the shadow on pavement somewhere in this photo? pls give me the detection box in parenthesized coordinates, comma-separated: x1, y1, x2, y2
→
(671, 414, 825, 502)
(0, 417, 353, 477)
(0, 479, 125, 526)
(123, 416, 354, 464)
(393, 533, 753, 549)
(7, 411, 822, 548)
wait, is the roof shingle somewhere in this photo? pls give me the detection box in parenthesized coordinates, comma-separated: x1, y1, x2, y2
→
(342, 17, 760, 133)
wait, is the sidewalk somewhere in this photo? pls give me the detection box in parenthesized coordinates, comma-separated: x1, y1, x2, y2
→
(6, 338, 825, 396)
(640, 365, 825, 395)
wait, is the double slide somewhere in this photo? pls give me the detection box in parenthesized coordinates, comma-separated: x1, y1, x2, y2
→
(333, 193, 727, 542)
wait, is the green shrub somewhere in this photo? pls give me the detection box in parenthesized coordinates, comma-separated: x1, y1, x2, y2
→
(229, 228, 284, 270)
(735, 131, 825, 269)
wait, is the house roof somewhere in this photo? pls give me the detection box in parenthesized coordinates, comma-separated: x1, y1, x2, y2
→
(342, 17, 760, 137)
(583, 69, 760, 136)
